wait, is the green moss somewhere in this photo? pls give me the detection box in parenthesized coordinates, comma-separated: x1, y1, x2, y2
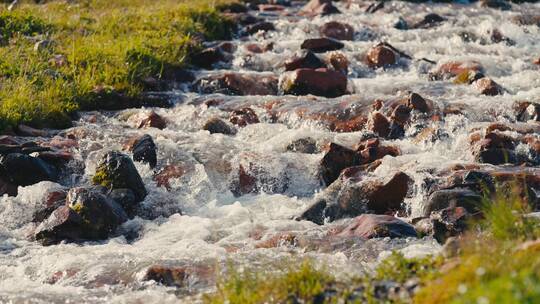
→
(0, 0, 237, 131)
(204, 260, 335, 304)
(92, 168, 114, 189)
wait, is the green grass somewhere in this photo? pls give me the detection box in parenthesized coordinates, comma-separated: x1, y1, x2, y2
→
(0, 0, 236, 130)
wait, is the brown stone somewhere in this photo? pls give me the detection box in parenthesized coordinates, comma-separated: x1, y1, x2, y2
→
(366, 43, 397, 68)
(229, 108, 260, 127)
(280, 68, 348, 98)
(245, 22, 275, 35)
(194, 73, 278, 96)
(138, 111, 167, 130)
(284, 50, 325, 71)
(474, 78, 503, 96)
(407, 92, 430, 113)
(300, 0, 340, 16)
(368, 112, 390, 137)
(154, 164, 194, 190)
(320, 21, 354, 41)
(320, 143, 361, 186)
(143, 265, 214, 288)
(338, 214, 417, 239)
(301, 37, 344, 53)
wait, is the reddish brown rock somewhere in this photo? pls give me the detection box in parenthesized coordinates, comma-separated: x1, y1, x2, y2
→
(245, 43, 273, 54)
(203, 117, 237, 135)
(327, 51, 349, 74)
(229, 108, 260, 127)
(138, 111, 167, 130)
(355, 138, 400, 164)
(474, 78, 503, 96)
(280, 68, 348, 98)
(154, 164, 194, 190)
(284, 50, 325, 71)
(407, 92, 431, 113)
(511, 14, 540, 26)
(143, 265, 214, 287)
(300, 0, 340, 16)
(391, 104, 411, 125)
(534, 57, 540, 65)
(320, 143, 361, 186)
(368, 112, 390, 137)
(191, 47, 226, 69)
(431, 61, 483, 80)
(300, 37, 344, 53)
(259, 4, 286, 12)
(320, 21, 354, 41)
(365, 43, 397, 68)
(338, 214, 417, 239)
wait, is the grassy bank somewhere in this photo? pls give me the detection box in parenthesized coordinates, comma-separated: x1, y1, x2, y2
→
(0, 0, 236, 130)
(204, 185, 540, 303)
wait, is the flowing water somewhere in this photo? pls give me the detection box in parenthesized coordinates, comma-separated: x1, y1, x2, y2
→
(1, 1, 540, 303)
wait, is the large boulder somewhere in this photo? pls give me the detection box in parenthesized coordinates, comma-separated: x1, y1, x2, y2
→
(301, 38, 344, 53)
(132, 134, 157, 169)
(92, 151, 147, 202)
(0, 153, 58, 187)
(338, 214, 417, 239)
(35, 187, 128, 245)
(423, 188, 483, 217)
(280, 68, 347, 98)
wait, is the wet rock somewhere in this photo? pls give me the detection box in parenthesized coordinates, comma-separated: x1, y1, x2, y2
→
(394, 17, 408, 30)
(300, 0, 340, 16)
(35, 206, 86, 246)
(280, 68, 348, 98)
(0, 153, 58, 186)
(143, 265, 213, 288)
(230, 163, 289, 197)
(338, 214, 417, 239)
(355, 138, 400, 164)
(229, 107, 260, 127)
(154, 164, 193, 190)
(194, 73, 278, 96)
(474, 77, 503, 96)
(391, 104, 411, 126)
(490, 28, 515, 45)
(138, 111, 167, 130)
(32, 187, 68, 223)
(190, 47, 226, 69)
(515, 102, 540, 122)
(365, 1, 384, 14)
(319, 21, 354, 41)
(203, 117, 237, 135)
(286, 137, 318, 154)
(0, 177, 17, 197)
(284, 50, 325, 71)
(301, 38, 344, 53)
(108, 188, 137, 217)
(132, 134, 157, 169)
(245, 42, 273, 54)
(477, 148, 516, 165)
(407, 92, 430, 113)
(412, 13, 445, 29)
(92, 151, 147, 202)
(423, 188, 483, 217)
(259, 4, 286, 12)
(430, 61, 483, 81)
(216, 2, 248, 13)
(511, 14, 540, 27)
(245, 22, 275, 35)
(432, 207, 471, 243)
(480, 0, 511, 10)
(365, 43, 397, 68)
(320, 143, 361, 186)
(534, 57, 540, 65)
(368, 112, 390, 138)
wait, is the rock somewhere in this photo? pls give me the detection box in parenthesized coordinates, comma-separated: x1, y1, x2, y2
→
(230, 163, 289, 197)
(338, 214, 417, 239)
(431, 207, 470, 243)
(366, 43, 397, 68)
(216, 2, 248, 13)
(320, 143, 361, 186)
(108, 188, 137, 217)
(229, 108, 260, 127)
(143, 265, 213, 288)
(407, 92, 430, 113)
(474, 78, 503, 96)
(430, 61, 483, 81)
(0, 177, 17, 197)
(319, 21, 354, 41)
(32, 187, 68, 223)
(365, 1, 384, 14)
(286, 137, 318, 154)
(511, 14, 540, 27)
(368, 112, 390, 138)
(423, 188, 483, 217)
(190, 47, 226, 69)
(535, 57, 540, 65)
(412, 13, 445, 29)
(490, 28, 515, 45)
(138, 111, 167, 130)
(480, 0, 511, 10)
(154, 164, 193, 191)
(245, 22, 275, 35)
(194, 73, 278, 96)
(0, 153, 58, 186)
(515, 102, 540, 122)
(300, 38, 344, 53)
(35, 206, 86, 246)
(283, 50, 325, 71)
(355, 138, 400, 164)
(203, 117, 237, 135)
(92, 151, 147, 202)
(300, 0, 340, 16)
(477, 148, 516, 165)
(391, 104, 411, 126)
(280, 68, 348, 98)
(259, 4, 286, 12)
(245, 43, 273, 54)
(132, 134, 157, 169)
(327, 51, 349, 74)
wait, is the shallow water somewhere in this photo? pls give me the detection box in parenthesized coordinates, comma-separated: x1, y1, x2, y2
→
(1, 1, 540, 302)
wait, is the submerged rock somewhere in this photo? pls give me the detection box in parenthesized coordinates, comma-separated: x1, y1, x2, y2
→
(203, 117, 237, 135)
(92, 151, 147, 202)
(474, 77, 503, 96)
(194, 73, 278, 96)
(286, 137, 318, 154)
(280, 68, 348, 98)
(229, 108, 260, 127)
(320, 143, 361, 186)
(283, 50, 325, 71)
(338, 214, 417, 239)
(143, 265, 213, 288)
(138, 111, 167, 130)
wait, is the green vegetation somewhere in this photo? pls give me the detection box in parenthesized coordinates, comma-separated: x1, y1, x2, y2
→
(0, 0, 236, 130)
(374, 252, 441, 284)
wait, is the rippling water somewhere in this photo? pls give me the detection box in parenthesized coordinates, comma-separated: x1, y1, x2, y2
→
(1, 1, 540, 302)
